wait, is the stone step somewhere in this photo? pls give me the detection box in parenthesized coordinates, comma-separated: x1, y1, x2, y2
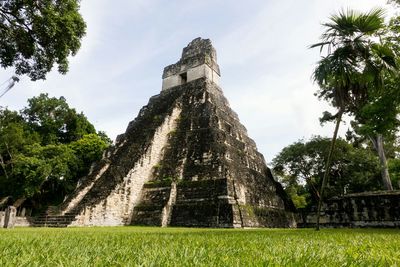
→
(36, 215, 76, 219)
(63, 212, 79, 216)
(45, 206, 61, 216)
(32, 212, 78, 227)
(33, 219, 73, 223)
(33, 218, 70, 222)
(34, 219, 75, 223)
(32, 223, 70, 228)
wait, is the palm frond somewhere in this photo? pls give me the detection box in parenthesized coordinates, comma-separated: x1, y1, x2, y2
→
(371, 43, 397, 69)
(311, 7, 397, 118)
(309, 42, 331, 49)
(356, 8, 386, 34)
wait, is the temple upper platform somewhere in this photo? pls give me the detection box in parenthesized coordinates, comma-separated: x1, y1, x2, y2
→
(162, 38, 220, 91)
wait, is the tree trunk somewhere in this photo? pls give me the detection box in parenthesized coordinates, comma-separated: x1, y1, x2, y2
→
(0, 154, 9, 179)
(316, 110, 343, 231)
(370, 134, 393, 191)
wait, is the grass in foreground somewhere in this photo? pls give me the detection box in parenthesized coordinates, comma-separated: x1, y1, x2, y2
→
(0, 227, 399, 266)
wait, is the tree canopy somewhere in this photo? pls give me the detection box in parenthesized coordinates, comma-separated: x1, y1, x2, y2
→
(0, 0, 86, 80)
(0, 94, 110, 208)
(22, 93, 96, 144)
(272, 136, 382, 209)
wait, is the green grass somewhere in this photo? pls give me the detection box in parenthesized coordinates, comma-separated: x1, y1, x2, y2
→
(0, 227, 399, 266)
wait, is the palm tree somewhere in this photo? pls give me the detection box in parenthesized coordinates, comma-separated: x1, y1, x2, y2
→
(311, 8, 396, 230)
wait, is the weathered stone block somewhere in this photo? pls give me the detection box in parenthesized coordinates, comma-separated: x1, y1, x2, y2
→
(4, 206, 17, 228)
(0, 211, 5, 228)
(14, 216, 32, 227)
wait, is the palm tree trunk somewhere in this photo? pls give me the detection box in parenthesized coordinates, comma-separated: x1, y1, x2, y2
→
(370, 134, 393, 191)
(316, 110, 343, 231)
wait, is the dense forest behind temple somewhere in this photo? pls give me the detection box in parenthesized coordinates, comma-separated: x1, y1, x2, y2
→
(271, 136, 400, 209)
(0, 94, 111, 212)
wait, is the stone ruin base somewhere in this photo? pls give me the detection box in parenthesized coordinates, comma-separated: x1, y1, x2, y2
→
(0, 206, 17, 228)
(298, 191, 400, 228)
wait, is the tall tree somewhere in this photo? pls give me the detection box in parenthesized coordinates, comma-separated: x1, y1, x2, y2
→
(350, 73, 399, 190)
(311, 8, 397, 230)
(0, 0, 86, 80)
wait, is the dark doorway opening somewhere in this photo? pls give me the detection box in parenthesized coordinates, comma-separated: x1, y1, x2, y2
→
(180, 72, 187, 84)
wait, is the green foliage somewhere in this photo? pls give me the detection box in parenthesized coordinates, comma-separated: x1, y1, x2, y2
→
(11, 155, 50, 198)
(0, 0, 86, 80)
(144, 177, 174, 188)
(285, 186, 308, 209)
(21, 144, 80, 198)
(97, 131, 113, 146)
(70, 134, 108, 177)
(388, 158, 400, 188)
(388, 0, 400, 6)
(0, 94, 110, 206)
(0, 228, 399, 266)
(272, 136, 381, 208)
(22, 93, 96, 144)
(353, 87, 399, 138)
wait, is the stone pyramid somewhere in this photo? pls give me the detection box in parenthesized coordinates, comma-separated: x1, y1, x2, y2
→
(59, 38, 296, 227)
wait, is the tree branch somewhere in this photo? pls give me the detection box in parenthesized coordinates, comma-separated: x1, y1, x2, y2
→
(0, 7, 34, 37)
(5, 143, 14, 172)
(0, 154, 9, 179)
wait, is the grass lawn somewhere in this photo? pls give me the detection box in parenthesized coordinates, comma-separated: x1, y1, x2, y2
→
(0, 227, 399, 266)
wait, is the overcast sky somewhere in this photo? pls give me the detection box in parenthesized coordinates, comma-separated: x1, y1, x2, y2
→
(0, 0, 392, 163)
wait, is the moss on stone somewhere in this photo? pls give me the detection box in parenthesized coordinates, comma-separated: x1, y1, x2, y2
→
(143, 178, 173, 188)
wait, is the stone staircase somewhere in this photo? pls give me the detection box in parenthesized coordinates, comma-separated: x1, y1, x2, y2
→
(130, 182, 172, 226)
(32, 206, 78, 227)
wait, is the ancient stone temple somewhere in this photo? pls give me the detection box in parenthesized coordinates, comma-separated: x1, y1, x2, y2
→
(36, 38, 296, 227)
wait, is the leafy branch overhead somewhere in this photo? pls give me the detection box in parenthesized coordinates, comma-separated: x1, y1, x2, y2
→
(0, 0, 86, 80)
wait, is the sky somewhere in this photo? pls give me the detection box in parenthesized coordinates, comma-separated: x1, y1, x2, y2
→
(0, 0, 392, 163)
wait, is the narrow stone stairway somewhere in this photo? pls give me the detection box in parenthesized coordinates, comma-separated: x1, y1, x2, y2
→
(32, 206, 79, 227)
